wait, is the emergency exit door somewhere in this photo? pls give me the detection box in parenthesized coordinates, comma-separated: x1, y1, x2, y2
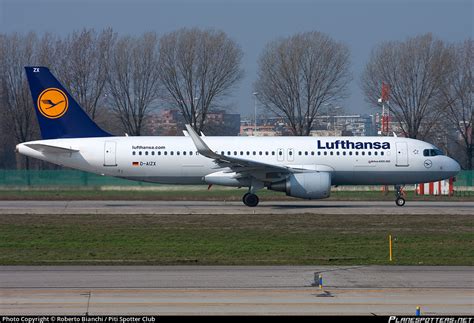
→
(104, 141, 117, 166)
(277, 148, 284, 162)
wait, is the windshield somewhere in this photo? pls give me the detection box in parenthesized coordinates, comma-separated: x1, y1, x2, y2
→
(423, 148, 444, 157)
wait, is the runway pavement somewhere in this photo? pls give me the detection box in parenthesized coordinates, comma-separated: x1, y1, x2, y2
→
(0, 200, 473, 215)
(0, 266, 473, 315)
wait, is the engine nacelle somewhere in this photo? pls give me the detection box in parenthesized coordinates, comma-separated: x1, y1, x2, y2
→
(268, 172, 331, 199)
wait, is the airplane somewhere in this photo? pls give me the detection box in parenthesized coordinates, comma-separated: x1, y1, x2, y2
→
(17, 66, 461, 207)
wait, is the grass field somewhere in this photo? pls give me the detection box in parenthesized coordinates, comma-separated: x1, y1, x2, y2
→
(0, 188, 473, 201)
(0, 213, 472, 266)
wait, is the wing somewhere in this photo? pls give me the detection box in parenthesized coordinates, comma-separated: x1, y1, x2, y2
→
(185, 124, 329, 183)
(24, 143, 79, 154)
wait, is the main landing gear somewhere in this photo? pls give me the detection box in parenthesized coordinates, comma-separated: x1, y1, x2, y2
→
(242, 192, 259, 207)
(395, 185, 406, 207)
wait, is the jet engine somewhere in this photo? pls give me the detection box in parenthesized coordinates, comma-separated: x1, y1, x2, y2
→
(268, 172, 331, 199)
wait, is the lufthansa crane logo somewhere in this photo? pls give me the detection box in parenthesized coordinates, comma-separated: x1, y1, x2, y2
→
(424, 159, 433, 168)
(37, 88, 69, 119)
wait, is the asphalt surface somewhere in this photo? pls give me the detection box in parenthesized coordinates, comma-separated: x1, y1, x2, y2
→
(0, 200, 473, 215)
(1, 266, 472, 315)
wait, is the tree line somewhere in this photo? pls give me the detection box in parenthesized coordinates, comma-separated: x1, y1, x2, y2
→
(0, 28, 472, 169)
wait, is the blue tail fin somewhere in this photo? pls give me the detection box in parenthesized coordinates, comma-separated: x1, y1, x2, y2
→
(25, 66, 111, 139)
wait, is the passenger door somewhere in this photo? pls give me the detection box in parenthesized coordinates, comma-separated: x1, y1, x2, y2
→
(104, 141, 117, 166)
(395, 142, 409, 167)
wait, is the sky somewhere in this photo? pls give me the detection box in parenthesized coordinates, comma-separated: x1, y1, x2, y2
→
(1, 0, 472, 117)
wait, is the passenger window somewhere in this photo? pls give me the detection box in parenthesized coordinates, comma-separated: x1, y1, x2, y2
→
(265, 151, 269, 156)
(272, 151, 275, 156)
(355, 152, 359, 156)
(170, 151, 174, 156)
(253, 151, 256, 155)
(234, 151, 237, 156)
(164, 151, 167, 156)
(289, 151, 293, 156)
(324, 152, 327, 156)
(177, 151, 180, 156)
(298, 151, 302, 156)
(190, 151, 193, 155)
(343, 151, 346, 156)
(330, 151, 333, 156)
(151, 151, 155, 156)
(318, 152, 321, 156)
(305, 151, 308, 156)
(361, 151, 365, 156)
(158, 151, 161, 156)
(240, 151, 243, 156)
(336, 151, 340, 156)
(139, 151, 142, 156)
(349, 151, 352, 156)
(374, 151, 377, 156)
(311, 151, 314, 156)
(132, 151, 136, 156)
(381, 152, 384, 156)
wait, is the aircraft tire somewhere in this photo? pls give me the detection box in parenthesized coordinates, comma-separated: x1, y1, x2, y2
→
(243, 193, 259, 207)
(395, 197, 406, 207)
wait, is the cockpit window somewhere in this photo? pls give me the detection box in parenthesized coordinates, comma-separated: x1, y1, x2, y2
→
(423, 149, 444, 157)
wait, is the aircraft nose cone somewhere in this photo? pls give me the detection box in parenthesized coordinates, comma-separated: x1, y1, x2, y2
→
(453, 159, 461, 173)
(448, 157, 461, 175)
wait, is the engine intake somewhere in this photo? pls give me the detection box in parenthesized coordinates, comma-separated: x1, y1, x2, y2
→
(268, 172, 331, 199)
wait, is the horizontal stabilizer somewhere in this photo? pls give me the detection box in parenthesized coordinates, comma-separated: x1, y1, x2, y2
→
(24, 143, 79, 154)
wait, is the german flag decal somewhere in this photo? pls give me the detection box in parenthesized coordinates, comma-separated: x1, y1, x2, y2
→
(132, 162, 139, 166)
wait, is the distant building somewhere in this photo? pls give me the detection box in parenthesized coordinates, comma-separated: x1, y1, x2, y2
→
(147, 109, 183, 136)
(206, 110, 241, 136)
(240, 116, 289, 136)
(147, 109, 240, 136)
(313, 114, 376, 137)
(241, 114, 376, 137)
(240, 124, 280, 136)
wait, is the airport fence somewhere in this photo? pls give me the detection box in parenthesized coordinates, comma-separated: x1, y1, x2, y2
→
(0, 169, 154, 188)
(0, 169, 472, 190)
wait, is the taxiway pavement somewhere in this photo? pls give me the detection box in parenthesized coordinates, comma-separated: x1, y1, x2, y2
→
(0, 266, 472, 315)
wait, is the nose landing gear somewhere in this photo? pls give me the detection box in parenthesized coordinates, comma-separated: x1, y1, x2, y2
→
(395, 185, 406, 207)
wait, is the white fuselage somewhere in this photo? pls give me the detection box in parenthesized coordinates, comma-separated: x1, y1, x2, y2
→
(17, 135, 460, 186)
